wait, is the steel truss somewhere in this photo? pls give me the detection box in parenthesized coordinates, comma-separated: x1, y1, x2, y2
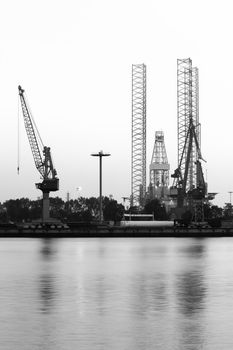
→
(176, 58, 205, 221)
(177, 58, 200, 193)
(131, 64, 147, 207)
(191, 66, 200, 189)
(149, 131, 170, 198)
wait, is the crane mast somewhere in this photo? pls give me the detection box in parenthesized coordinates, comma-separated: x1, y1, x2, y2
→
(18, 85, 59, 222)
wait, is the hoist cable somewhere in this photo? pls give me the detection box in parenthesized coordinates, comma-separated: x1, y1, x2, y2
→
(17, 95, 20, 174)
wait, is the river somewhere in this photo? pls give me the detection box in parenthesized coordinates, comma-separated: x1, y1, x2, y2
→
(0, 237, 233, 349)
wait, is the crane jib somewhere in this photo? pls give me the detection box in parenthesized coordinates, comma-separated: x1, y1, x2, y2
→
(18, 86, 58, 189)
(19, 93, 44, 175)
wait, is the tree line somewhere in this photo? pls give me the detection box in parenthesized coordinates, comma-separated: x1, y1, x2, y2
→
(0, 196, 173, 223)
(0, 196, 125, 223)
(0, 195, 224, 224)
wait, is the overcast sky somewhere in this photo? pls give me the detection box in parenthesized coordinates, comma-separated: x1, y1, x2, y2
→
(0, 0, 232, 207)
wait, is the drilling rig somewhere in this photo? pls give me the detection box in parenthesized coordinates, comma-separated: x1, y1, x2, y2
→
(149, 131, 170, 201)
(171, 58, 206, 222)
(18, 85, 59, 223)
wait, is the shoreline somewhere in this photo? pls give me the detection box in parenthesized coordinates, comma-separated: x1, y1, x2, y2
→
(0, 224, 233, 237)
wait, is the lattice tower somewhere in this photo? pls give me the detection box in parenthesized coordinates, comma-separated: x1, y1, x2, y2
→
(131, 64, 147, 207)
(191, 66, 200, 188)
(177, 58, 200, 193)
(149, 131, 170, 195)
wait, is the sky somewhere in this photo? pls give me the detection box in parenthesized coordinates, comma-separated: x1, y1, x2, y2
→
(0, 0, 233, 207)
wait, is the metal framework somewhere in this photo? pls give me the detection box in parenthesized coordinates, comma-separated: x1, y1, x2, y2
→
(174, 58, 206, 221)
(191, 66, 200, 188)
(177, 58, 192, 190)
(18, 86, 44, 177)
(177, 58, 200, 193)
(149, 131, 170, 198)
(18, 85, 59, 223)
(131, 64, 147, 207)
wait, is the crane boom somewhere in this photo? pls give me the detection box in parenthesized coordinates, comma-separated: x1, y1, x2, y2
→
(18, 85, 44, 177)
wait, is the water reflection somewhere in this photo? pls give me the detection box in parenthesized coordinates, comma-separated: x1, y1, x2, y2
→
(176, 241, 207, 349)
(39, 239, 57, 314)
(150, 273, 167, 310)
(40, 238, 57, 260)
(134, 244, 168, 259)
(3, 237, 233, 349)
(131, 272, 168, 317)
(176, 241, 207, 314)
(39, 274, 56, 313)
(94, 275, 109, 315)
(176, 270, 206, 315)
(178, 239, 206, 257)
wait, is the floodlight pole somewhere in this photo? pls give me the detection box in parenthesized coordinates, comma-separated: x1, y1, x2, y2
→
(91, 151, 110, 223)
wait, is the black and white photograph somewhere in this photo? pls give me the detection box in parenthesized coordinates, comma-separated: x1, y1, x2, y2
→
(0, 0, 233, 349)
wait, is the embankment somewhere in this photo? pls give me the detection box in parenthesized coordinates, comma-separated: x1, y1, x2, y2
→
(0, 222, 233, 237)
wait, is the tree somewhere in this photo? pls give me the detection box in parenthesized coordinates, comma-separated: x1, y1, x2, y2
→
(4, 198, 30, 222)
(143, 199, 168, 220)
(49, 196, 65, 219)
(103, 199, 124, 222)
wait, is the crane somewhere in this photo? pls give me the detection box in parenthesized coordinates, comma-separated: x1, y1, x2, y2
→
(171, 115, 206, 220)
(18, 85, 59, 223)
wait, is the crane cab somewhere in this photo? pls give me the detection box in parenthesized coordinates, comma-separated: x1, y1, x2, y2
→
(36, 178, 59, 192)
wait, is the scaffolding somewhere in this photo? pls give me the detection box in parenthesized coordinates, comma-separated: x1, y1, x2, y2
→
(131, 64, 147, 207)
(149, 131, 170, 199)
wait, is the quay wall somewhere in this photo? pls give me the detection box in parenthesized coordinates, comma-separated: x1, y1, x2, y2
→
(0, 224, 233, 237)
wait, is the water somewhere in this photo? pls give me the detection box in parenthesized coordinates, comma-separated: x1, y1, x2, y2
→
(1, 237, 233, 349)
